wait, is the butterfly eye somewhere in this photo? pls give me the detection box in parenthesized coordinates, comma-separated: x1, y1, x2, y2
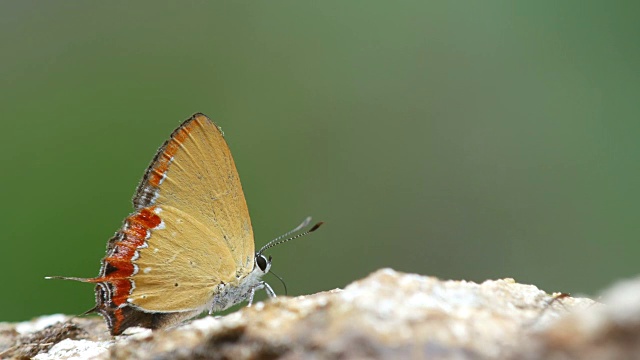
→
(256, 254, 268, 272)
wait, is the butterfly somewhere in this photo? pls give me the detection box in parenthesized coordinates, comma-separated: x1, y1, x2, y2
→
(48, 113, 322, 335)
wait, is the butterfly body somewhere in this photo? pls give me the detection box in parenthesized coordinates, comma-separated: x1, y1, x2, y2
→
(208, 263, 275, 314)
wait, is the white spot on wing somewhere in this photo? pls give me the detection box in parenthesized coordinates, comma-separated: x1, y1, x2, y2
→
(156, 220, 166, 230)
(129, 279, 136, 294)
(158, 171, 168, 185)
(143, 267, 152, 274)
(149, 189, 159, 204)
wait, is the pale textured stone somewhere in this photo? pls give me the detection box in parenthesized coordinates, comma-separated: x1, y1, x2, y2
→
(7, 268, 640, 359)
(525, 276, 640, 360)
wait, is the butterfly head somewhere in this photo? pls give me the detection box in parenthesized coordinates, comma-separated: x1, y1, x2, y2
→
(255, 253, 272, 274)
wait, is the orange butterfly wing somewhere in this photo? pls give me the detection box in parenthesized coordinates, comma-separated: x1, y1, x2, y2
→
(126, 113, 254, 311)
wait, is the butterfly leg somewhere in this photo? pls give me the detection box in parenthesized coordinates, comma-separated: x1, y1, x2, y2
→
(263, 281, 276, 298)
(247, 281, 277, 307)
(247, 285, 260, 307)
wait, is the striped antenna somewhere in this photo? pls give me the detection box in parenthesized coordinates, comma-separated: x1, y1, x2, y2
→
(257, 217, 323, 255)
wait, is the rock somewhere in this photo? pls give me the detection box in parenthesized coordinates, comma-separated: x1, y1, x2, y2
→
(5, 268, 639, 359)
(0, 316, 110, 359)
(526, 276, 640, 360)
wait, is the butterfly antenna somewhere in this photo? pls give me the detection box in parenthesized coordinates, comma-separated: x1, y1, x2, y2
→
(271, 216, 311, 243)
(258, 217, 324, 255)
(269, 269, 288, 295)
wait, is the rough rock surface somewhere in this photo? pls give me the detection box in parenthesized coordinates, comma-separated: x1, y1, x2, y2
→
(2, 268, 639, 359)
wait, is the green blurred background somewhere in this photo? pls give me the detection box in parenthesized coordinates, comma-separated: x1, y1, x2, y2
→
(1, 2, 639, 322)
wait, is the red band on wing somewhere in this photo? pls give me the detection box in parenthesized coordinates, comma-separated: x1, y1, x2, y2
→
(91, 207, 161, 307)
